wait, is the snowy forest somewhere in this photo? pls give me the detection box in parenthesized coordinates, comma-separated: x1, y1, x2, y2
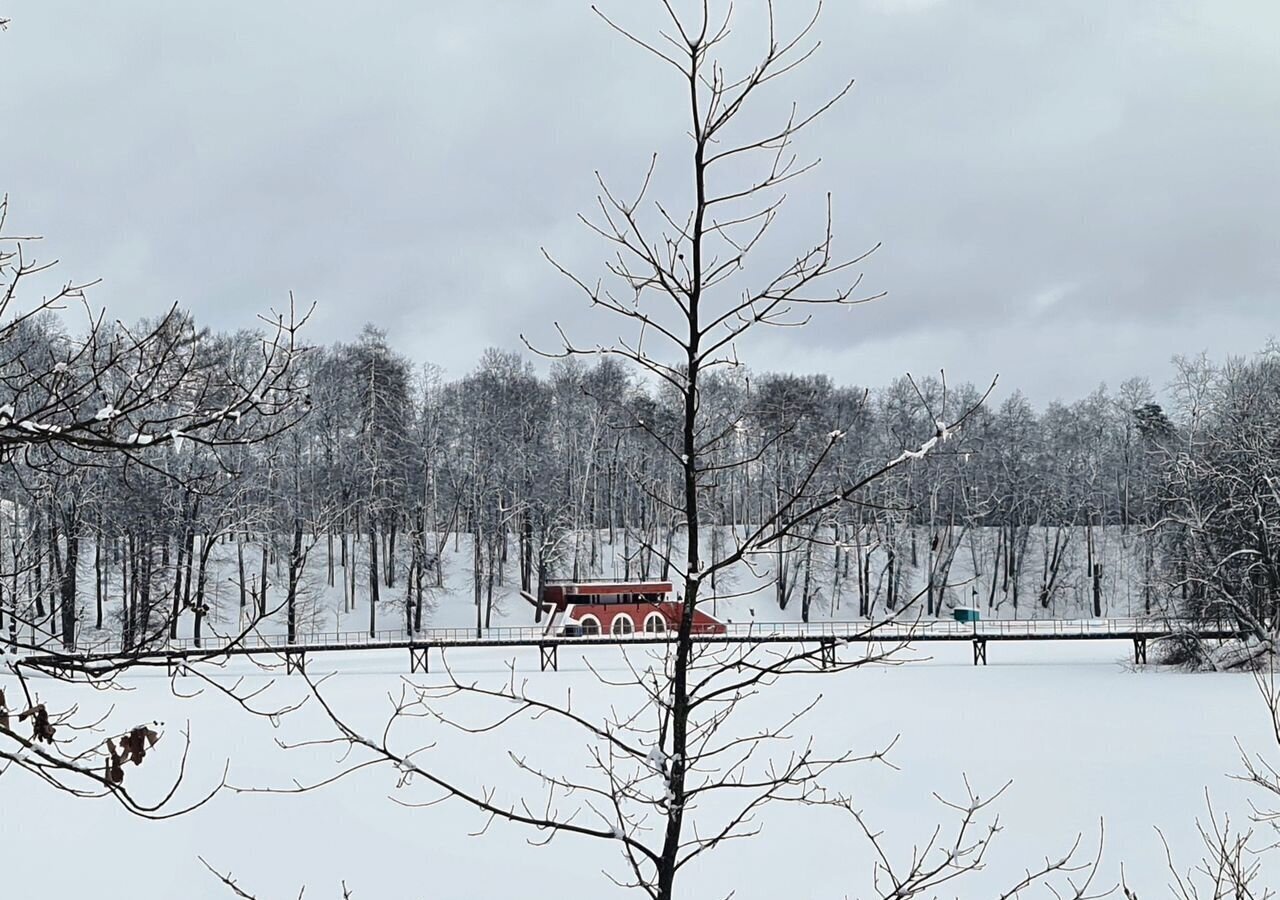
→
(5, 300, 1278, 654)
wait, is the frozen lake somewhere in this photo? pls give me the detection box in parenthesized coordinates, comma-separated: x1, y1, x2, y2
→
(1, 640, 1266, 899)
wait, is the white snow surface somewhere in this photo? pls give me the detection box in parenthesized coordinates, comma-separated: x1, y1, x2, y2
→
(0, 641, 1267, 899)
(76, 525, 1178, 653)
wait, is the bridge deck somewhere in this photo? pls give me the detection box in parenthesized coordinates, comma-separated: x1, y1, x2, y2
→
(20, 617, 1244, 671)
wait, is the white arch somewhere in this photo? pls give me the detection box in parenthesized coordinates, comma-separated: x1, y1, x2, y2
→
(577, 614, 601, 636)
(643, 612, 667, 634)
(610, 612, 636, 636)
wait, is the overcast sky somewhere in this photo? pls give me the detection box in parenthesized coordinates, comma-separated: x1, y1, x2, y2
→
(1, 0, 1276, 405)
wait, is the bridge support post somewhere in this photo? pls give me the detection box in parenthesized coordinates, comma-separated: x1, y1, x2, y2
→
(540, 643, 558, 673)
(285, 649, 307, 676)
(165, 656, 184, 678)
(819, 637, 837, 670)
(409, 646, 429, 674)
(972, 638, 987, 666)
(1133, 637, 1148, 666)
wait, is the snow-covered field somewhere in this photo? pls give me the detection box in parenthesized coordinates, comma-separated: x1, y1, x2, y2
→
(77, 525, 1165, 655)
(2, 640, 1266, 899)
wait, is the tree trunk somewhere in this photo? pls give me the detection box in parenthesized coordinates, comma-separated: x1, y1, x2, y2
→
(170, 518, 188, 640)
(988, 527, 1002, 609)
(521, 514, 533, 594)
(473, 529, 483, 638)
(484, 535, 496, 629)
(59, 529, 79, 650)
(193, 531, 217, 649)
(259, 540, 269, 618)
(182, 529, 196, 614)
(123, 532, 135, 649)
(287, 515, 304, 643)
(368, 521, 380, 638)
(33, 518, 45, 620)
(386, 519, 397, 588)
(237, 539, 248, 610)
(139, 536, 154, 644)
(800, 534, 814, 623)
(94, 529, 104, 630)
(327, 531, 335, 587)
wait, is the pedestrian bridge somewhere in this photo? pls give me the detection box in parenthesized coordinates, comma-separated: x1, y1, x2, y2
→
(23, 616, 1245, 676)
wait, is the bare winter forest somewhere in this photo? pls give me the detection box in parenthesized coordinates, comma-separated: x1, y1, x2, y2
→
(3, 313, 1279, 658)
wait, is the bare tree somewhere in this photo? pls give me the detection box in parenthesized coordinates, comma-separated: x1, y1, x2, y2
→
(524, 4, 993, 891)
(1154, 346, 1280, 668)
(0, 201, 306, 462)
(247, 5, 1011, 900)
(0, 193, 311, 812)
(846, 779, 1106, 900)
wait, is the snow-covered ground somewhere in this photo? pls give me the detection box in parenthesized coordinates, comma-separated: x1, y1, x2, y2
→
(1, 640, 1267, 899)
(74, 525, 1165, 654)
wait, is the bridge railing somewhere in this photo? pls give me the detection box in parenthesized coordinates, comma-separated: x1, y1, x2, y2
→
(52, 615, 1211, 658)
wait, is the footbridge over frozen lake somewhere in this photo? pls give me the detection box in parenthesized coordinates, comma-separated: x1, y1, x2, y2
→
(22, 616, 1247, 676)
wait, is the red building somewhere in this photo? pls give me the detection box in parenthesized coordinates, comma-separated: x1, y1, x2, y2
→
(536, 580, 727, 637)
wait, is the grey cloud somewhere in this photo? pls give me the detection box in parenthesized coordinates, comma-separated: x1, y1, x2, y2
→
(0, 0, 1275, 402)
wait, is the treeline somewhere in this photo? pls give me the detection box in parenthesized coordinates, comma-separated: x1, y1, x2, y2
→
(3, 311, 1277, 650)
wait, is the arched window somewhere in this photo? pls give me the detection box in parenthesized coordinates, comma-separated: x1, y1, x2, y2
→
(643, 612, 667, 634)
(611, 613, 635, 636)
(578, 615, 601, 636)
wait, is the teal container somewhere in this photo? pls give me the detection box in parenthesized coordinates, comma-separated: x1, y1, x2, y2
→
(953, 607, 981, 623)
